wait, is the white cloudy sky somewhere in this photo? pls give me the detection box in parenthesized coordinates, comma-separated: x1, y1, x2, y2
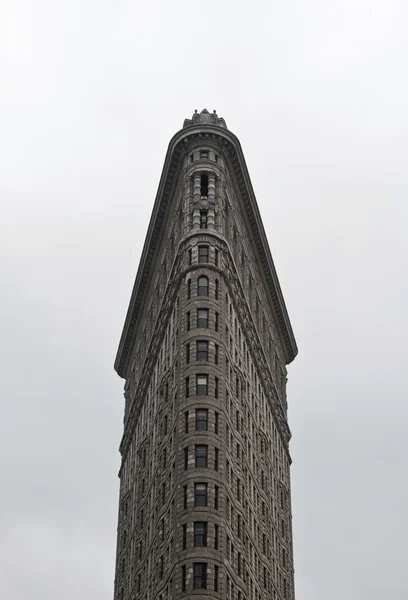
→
(1, 1, 407, 599)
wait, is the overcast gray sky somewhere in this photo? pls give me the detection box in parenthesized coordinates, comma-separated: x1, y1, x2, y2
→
(1, 1, 407, 598)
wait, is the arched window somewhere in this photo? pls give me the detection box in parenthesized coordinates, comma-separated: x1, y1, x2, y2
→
(197, 276, 209, 296)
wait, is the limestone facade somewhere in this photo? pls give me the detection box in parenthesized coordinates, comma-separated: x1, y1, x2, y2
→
(113, 110, 298, 600)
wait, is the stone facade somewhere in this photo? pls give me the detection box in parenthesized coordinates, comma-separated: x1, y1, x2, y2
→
(113, 110, 298, 600)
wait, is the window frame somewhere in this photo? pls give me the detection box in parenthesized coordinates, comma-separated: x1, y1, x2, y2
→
(198, 245, 209, 263)
(195, 444, 208, 468)
(196, 374, 208, 395)
(197, 275, 209, 296)
(194, 483, 208, 506)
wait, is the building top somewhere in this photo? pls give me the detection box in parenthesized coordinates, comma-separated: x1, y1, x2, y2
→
(114, 112, 297, 378)
(183, 108, 228, 129)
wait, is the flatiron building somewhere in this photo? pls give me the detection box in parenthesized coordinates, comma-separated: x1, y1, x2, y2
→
(113, 109, 298, 600)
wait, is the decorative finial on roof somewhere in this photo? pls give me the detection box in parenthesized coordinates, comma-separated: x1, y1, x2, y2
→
(183, 108, 227, 130)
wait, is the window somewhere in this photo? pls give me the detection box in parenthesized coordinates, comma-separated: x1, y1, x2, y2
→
(196, 408, 208, 430)
(195, 483, 207, 506)
(182, 565, 187, 591)
(183, 485, 188, 509)
(187, 311, 191, 331)
(185, 376, 189, 398)
(214, 485, 219, 510)
(214, 344, 219, 364)
(193, 563, 207, 589)
(214, 411, 219, 434)
(215, 279, 219, 300)
(196, 340, 208, 360)
(214, 524, 219, 550)
(201, 174, 208, 197)
(186, 343, 190, 364)
(190, 153, 194, 163)
(215, 377, 219, 398)
(195, 445, 208, 468)
(215, 248, 219, 266)
(197, 275, 209, 295)
(194, 522, 207, 547)
(188, 248, 192, 265)
(215, 311, 219, 332)
(182, 524, 187, 549)
(197, 309, 209, 328)
(214, 565, 219, 592)
(196, 374, 208, 395)
(184, 411, 189, 433)
(200, 150, 209, 159)
(187, 279, 191, 299)
(198, 246, 209, 263)
(214, 448, 219, 471)
(184, 447, 188, 470)
(200, 211, 208, 229)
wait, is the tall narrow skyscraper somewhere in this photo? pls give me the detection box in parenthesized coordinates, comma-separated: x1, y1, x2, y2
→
(113, 109, 298, 600)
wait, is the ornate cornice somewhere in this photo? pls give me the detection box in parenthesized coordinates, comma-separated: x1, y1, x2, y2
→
(114, 119, 297, 378)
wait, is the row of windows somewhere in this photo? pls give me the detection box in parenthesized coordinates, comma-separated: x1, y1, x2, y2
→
(187, 275, 219, 299)
(181, 521, 219, 549)
(186, 309, 219, 330)
(184, 482, 219, 509)
(181, 562, 218, 591)
(185, 374, 219, 397)
(186, 340, 219, 363)
(188, 245, 220, 266)
(184, 408, 219, 433)
(184, 445, 219, 470)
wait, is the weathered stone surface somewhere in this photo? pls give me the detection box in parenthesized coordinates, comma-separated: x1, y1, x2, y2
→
(112, 112, 298, 600)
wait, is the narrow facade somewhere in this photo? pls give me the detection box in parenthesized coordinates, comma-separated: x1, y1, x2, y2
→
(113, 109, 298, 600)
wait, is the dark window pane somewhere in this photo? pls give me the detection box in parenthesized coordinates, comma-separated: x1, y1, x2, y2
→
(195, 445, 208, 468)
(197, 275, 209, 295)
(195, 483, 207, 506)
(194, 522, 207, 547)
(200, 211, 208, 229)
(196, 341, 208, 361)
(196, 374, 208, 395)
(198, 246, 209, 263)
(197, 309, 209, 328)
(193, 563, 207, 589)
(195, 409, 208, 430)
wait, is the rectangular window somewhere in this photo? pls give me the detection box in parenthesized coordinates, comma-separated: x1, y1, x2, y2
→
(182, 565, 187, 591)
(184, 411, 189, 433)
(215, 248, 219, 266)
(195, 408, 208, 430)
(214, 344, 219, 364)
(198, 245, 209, 263)
(215, 279, 219, 300)
(215, 311, 219, 332)
(200, 150, 209, 159)
(184, 447, 189, 470)
(186, 343, 190, 364)
(214, 524, 219, 550)
(195, 445, 208, 468)
(187, 278, 191, 299)
(182, 524, 187, 549)
(196, 374, 208, 395)
(214, 411, 219, 434)
(214, 564, 219, 592)
(187, 311, 191, 331)
(194, 521, 207, 547)
(215, 377, 219, 398)
(185, 376, 189, 398)
(193, 563, 207, 589)
(200, 211, 208, 229)
(196, 340, 208, 360)
(183, 485, 188, 509)
(195, 483, 207, 506)
(214, 447, 219, 471)
(197, 308, 209, 328)
(214, 485, 219, 510)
